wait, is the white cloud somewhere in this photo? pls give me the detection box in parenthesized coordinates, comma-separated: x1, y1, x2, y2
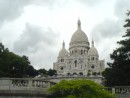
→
(13, 23, 60, 69)
(0, 0, 129, 69)
(0, 0, 32, 26)
(114, 0, 130, 18)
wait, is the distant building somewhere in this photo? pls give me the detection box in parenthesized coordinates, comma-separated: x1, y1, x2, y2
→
(53, 19, 104, 77)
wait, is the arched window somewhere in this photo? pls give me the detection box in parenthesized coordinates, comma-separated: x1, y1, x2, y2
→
(84, 50, 85, 54)
(74, 60, 77, 67)
(91, 57, 94, 60)
(81, 65, 82, 69)
(61, 59, 64, 62)
(81, 50, 83, 55)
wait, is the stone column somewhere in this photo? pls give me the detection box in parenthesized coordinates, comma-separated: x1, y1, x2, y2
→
(28, 79, 32, 88)
(112, 88, 115, 94)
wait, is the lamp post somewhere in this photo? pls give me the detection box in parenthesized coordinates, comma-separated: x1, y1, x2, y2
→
(12, 66, 14, 78)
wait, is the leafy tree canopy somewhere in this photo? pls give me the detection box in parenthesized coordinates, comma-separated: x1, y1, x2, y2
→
(48, 79, 115, 98)
(103, 11, 130, 86)
(0, 42, 38, 78)
(37, 68, 48, 77)
(0, 42, 57, 78)
(47, 69, 57, 76)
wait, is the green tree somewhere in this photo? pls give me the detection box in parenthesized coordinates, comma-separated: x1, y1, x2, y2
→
(48, 79, 115, 98)
(38, 68, 47, 77)
(25, 65, 38, 77)
(0, 42, 38, 78)
(47, 69, 57, 76)
(103, 11, 130, 86)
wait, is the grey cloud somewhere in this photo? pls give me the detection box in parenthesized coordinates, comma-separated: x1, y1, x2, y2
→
(91, 0, 130, 43)
(0, 37, 2, 42)
(13, 23, 60, 69)
(0, 0, 32, 25)
(31, 0, 102, 7)
(32, 0, 58, 6)
(29, 48, 58, 69)
(0, 0, 67, 26)
(13, 23, 59, 53)
(90, 0, 130, 66)
(114, 0, 130, 17)
(31, 0, 68, 9)
(91, 19, 122, 43)
(77, 0, 104, 6)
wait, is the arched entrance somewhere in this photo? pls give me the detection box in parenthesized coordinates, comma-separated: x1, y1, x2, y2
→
(79, 72, 83, 76)
(73, 72, 77, 76)
(67, 73, 71, 76)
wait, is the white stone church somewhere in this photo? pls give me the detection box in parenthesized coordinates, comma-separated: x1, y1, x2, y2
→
(53, 19, 104, 77)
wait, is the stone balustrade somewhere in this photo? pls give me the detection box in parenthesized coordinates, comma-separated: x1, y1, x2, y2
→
(0, 78, 54, 91)
(0, 77, 130, 96)
(104, 86, 130, 94)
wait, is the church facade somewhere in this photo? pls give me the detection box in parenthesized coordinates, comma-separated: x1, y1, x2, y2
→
(53, 19, 104, 77)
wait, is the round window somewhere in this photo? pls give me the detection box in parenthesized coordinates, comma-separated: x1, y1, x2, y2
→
(91, 65, 94, 69)
(60, 67, 63, 70)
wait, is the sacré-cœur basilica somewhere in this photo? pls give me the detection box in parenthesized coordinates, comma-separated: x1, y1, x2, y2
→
(53, 19, 105, 78)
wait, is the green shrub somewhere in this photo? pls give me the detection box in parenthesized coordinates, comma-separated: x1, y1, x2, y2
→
(48, 79, 115, 98)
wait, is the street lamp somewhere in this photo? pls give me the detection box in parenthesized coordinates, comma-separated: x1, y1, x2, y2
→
(12, 66, 14, 78)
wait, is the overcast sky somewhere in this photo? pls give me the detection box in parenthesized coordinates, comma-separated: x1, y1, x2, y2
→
(0, 0, 130, 69)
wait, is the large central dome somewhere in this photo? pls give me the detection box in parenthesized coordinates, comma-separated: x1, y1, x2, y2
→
(69, 19, 89, 49)
(71, 28, 88, 43)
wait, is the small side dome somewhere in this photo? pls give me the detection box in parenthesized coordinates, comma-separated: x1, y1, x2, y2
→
(58, 41, 69, 57)
(88, 40, 99, 56)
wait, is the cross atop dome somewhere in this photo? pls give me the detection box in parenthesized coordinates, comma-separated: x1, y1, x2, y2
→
(92, 39, 94, 47)
(62, 40, 65, 48)
(77, 18, 81, 29)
